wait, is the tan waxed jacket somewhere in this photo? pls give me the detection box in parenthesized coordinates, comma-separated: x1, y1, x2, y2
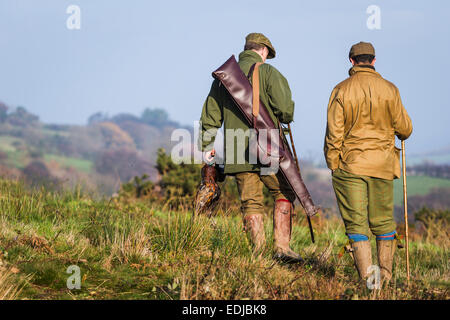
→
(324, 65, 413, 180)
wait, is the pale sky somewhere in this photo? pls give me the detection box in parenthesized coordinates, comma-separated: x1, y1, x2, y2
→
(0, 0, 449, 158)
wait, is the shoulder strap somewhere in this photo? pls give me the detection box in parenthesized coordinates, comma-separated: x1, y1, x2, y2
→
(250, 62, 262, 126)
(249, 62, 283, 132)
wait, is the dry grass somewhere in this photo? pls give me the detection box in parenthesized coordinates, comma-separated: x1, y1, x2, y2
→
(0, 268, 25, 300)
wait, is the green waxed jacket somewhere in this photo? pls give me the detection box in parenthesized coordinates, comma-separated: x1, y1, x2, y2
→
(199, 50, 295, 174)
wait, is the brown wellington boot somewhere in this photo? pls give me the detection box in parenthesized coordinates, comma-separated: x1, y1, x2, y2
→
(243, 214, 266, 255)
(351, 240, 373, 280)
(377, 239, 397, 286)
(273, 200, 304, 264)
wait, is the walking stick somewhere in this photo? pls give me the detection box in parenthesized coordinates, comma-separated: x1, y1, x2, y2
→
(286, 123, 315, 243)
(401, 140, 410, 285)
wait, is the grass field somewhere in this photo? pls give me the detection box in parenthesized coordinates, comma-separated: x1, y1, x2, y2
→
(0, 136, 22, 152)
(393, 176, 450, 206)
(0, 135, 93, 173)
(0, 137, 28, 169)
(43, 154, 93, 173)
(408, 153, 450, 166)
(0, 179, 448, 300)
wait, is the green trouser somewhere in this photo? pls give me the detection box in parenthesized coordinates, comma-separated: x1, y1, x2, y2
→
(332, 168, 396, 238)
(234, 172, 296, 217)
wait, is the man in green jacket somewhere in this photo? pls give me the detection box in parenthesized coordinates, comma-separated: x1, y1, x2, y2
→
(324, 42, 413, 285)
(199, 33, 303, 262)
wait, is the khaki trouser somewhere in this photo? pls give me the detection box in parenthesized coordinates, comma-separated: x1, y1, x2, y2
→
(234, 172, 296, 217)
(332, 168, 396, 237)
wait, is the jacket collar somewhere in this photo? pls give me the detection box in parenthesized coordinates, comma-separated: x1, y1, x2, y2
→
(349, 64, 380, 77)
(238, 50, 263, 63)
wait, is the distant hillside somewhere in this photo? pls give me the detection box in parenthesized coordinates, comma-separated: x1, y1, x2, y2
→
(0, 102, 191, 194)
(408, 145, 450, 165)
(1, 101, 449, 215)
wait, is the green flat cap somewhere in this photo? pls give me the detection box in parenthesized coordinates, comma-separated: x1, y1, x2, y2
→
(245, 33, 276, 59)
(349, 41, 375, 59)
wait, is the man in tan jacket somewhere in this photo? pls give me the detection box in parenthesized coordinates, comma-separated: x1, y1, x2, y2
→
(324, 42, 412, 285)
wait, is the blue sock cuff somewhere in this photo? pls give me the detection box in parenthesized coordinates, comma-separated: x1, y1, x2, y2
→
(376, 231, 396, 241)
(347, 234, 369, 242)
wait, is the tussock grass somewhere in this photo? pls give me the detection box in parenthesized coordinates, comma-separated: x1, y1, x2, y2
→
(0, 179, 448, 300)
(0, 268, 25, 300)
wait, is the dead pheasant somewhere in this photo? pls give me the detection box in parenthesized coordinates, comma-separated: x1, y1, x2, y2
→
(194, 164, 221, 218)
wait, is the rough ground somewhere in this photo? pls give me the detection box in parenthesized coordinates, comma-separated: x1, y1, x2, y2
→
(0, 180, 448, 300)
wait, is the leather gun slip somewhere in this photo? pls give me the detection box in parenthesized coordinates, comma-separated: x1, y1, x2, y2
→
(212, 55, 320, 217)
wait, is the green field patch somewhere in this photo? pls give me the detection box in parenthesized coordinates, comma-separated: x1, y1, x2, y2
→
(3, 150, 28, 169)
(408, 153, 450, 165)
(41, 128, 70, 138)
(0, 136, 23, 152)
(394, 175, 450, 205)
(44, 154, 93, 173)
(0, 136, 29, 168)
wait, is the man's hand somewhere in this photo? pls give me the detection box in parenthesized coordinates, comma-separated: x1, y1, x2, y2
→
(203, 149, 216, 165)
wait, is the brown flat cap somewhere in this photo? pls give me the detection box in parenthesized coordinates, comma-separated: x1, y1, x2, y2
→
(245, 33, 276, 59)
(349, 42, 375, 59)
